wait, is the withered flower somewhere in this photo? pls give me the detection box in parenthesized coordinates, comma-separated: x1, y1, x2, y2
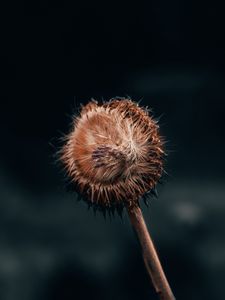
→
(61, 98, 164, 211)
(59, 97, 175, 300)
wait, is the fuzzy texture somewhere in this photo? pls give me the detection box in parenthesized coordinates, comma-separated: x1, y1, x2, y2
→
(61, 98, 165, 210)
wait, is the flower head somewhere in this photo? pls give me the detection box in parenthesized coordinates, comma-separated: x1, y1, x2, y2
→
(61, 98, 165, 212)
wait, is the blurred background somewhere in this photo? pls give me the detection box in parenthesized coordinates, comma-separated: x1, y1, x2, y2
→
(1, 1, 225, 299)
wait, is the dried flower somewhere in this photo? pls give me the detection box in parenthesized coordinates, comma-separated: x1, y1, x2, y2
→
(61, 98, 165, 210)
(59, 98, 175, 299)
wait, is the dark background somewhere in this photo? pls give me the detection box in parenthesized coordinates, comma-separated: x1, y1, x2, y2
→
(1, 1, 225, 299)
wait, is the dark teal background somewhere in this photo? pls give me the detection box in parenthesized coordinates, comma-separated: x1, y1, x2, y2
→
(1, 1, 225, 299)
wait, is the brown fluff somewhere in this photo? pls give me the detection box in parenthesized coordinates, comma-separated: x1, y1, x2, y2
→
(61, 98, 165, 209)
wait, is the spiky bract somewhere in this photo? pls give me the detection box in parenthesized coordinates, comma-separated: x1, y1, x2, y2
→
(61, 98, 165, 211)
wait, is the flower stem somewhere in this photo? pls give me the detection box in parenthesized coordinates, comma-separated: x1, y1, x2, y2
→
(127, 205, 175, 300)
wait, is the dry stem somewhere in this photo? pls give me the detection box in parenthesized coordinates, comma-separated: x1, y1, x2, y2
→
(127, 205, 175, 300)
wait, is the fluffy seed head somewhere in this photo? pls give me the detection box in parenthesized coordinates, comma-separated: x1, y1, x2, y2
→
(61, 98, 165, 210)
